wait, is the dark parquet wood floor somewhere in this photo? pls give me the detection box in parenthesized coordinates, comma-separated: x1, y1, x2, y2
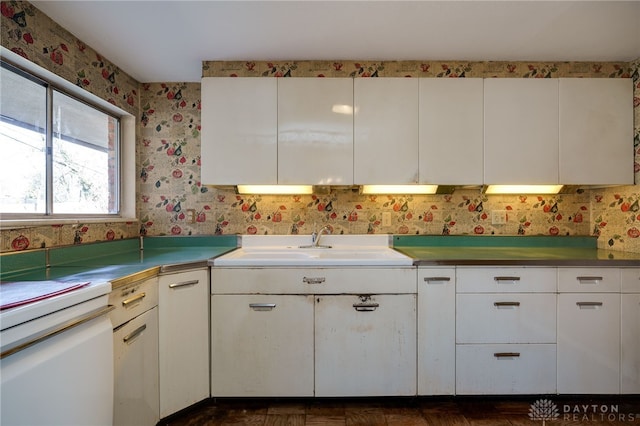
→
(160, 396, 640, 426)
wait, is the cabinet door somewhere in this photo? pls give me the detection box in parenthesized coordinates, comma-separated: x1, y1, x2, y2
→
(211, 295, 314, 397)
(158, 269, 209, 418)
(315, 294, 417, 396)
(484, 79, 559, 184)
(419, 78, 484, 185)
(278, 78, 353, 185)
(621, 293, 640, 394)
(559, 78, 634, 185)
(354, 78, 419, 184)
(201, 77, 277, 185)
(557, 293, 620, 394)
(113, 307, 159, 426)
(418, 269, 455, 395)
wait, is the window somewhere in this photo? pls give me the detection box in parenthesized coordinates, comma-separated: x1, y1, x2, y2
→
(1, 61, 120, 217)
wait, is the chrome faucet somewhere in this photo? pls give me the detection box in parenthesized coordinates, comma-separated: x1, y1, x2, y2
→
(300, 225, 332, 249)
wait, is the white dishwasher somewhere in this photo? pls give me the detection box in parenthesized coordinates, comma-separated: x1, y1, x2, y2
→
(1, 280, 113, 426)
(109, 275, 159, 426)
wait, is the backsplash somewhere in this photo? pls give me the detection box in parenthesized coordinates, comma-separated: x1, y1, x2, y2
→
(1, 1, 639, 253)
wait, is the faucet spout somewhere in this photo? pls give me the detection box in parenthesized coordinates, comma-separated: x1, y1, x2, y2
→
(313, 225, 332, 248)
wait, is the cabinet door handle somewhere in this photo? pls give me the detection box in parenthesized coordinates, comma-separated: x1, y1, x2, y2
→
(303, 277, 325, 284)
(122, 292, 146, 307)
(494, 301, 521, 307)
(494, 352, 520, 358)
(123, 324, 147, 344)
(576, 276, 603, 284)
(353, 303, 379, 312)
(576, 301, 603, 308)
(169, 279, 199, 289)
(494, 276, 520, 282)
(424, 277, 451, 283)
(249, 303, 276, 311)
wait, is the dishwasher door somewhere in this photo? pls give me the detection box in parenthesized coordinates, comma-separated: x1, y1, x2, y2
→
(113, 306, 159, 426)
(1, 304, 113, 426)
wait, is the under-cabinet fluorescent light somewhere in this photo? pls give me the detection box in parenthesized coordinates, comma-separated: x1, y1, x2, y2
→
(361, 185, 438, 195)
(485, 185, 564, 195)
(236, 185, 313, 195)
(331, 104, 354, 115)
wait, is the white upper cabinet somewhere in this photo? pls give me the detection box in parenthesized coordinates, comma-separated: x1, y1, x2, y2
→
(278, 78, 354, 185)
(419, 78, 484, 185)
(559, 78, 634, 185)
(484, 79, 559, 185)
(201, 77, 277, 185)
(354, 78, 419, 184)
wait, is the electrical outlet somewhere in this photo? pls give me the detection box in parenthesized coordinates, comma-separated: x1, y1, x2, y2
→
(491, 210, 508, 225)
(382, 212, 391, 227)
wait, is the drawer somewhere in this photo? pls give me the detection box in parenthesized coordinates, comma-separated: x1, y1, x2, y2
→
(558, 267, 620, 293)
(456, 267, 557, 293)
(456, 344, 556, 394)
(109, 276, 159, 328)
(456, 293, 556, 343)
(211, 267, 416, 294)
(621, 268, 640, 293)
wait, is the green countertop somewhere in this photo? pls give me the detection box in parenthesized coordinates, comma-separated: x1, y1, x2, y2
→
(3, 235, 639, 287)
(0, 236, 238, 285)
(393, 235, 640, 266)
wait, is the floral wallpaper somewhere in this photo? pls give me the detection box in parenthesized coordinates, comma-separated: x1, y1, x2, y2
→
(2, 1, 640, 254)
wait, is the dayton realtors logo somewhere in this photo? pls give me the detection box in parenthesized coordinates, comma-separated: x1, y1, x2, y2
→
(529, 399, 639, 424)
(529, 399, 560, 425)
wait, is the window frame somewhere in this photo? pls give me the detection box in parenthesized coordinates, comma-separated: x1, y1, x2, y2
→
(0, 51, 135, 226)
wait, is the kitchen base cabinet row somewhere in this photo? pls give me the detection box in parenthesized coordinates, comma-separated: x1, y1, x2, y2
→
(419, 266, 640, 396)
(134, 265, 637, 416)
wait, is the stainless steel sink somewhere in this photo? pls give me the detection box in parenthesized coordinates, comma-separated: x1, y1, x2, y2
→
(212, 235, 413, 267)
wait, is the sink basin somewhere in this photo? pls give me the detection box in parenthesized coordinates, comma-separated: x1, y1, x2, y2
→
(212, 235, 413, 267)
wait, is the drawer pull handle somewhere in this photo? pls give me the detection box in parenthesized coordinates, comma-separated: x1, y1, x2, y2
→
(169, 279, 199, 289)
(494, 352, 520, 358)
(577, 276, 603, 284)
(577, 301, 603, 308)
(424, 277, 451, 283)
(123, 324, 147, 344)
(249, 303, 276, 311)
(353, 303, 379, 312)
(303, 277, 325, 284)
(494, 276, 520, 282)
(494, 301, 520, 307)
(122, 293, 146, 307)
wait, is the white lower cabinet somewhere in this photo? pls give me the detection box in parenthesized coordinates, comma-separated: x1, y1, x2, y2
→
(211, 295, 314, 397)
(455, 267, 557, 395)
(210, 267, 416, 397)
(621, 268, 640, 394)
(417, 268, 455, 395)
(315, 294, 416, 397)
(158, 269, 210, 418)
(557, 293, 620, 394)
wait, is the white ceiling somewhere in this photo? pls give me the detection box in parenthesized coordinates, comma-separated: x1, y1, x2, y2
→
(32, 1, 640, 83)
